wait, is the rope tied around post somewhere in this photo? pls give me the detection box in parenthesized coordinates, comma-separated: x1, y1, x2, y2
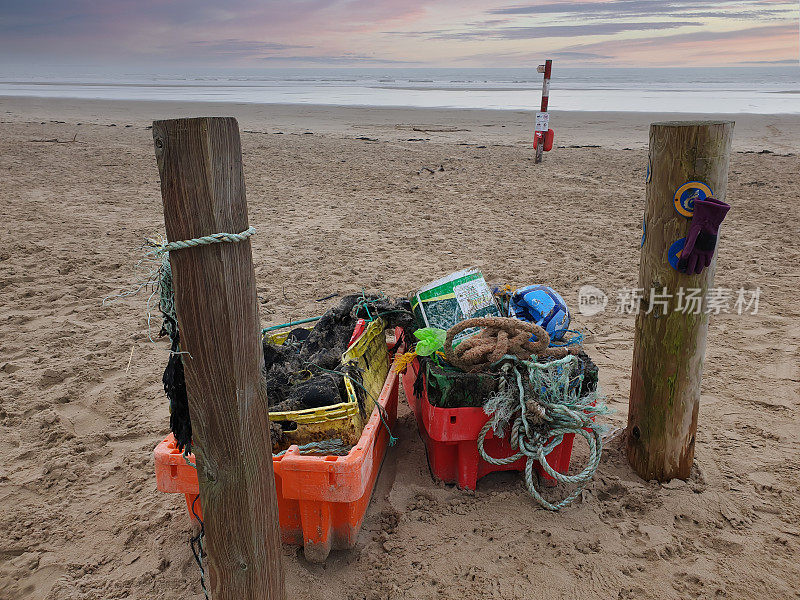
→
(159, 226, 256, 253)
(145, 226, 257, 455)
(143, 226, 256, 343)
(478, 354, 607, 511)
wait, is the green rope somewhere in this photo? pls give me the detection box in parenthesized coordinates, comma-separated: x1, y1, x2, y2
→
(101, 227, 257, 344)
(104, 227, 255, 351)
(259, 309, 408, 335)
(477, 354, 607, 511)
(161, 226, 256, 252)
(182, 448, 197, 469)
(148, 227, 256, 344)
(262, 316, 323, 334)
(355, 289, 375, 322)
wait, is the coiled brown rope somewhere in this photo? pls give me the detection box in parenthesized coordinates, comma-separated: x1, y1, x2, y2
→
(444, 317, 577, 373)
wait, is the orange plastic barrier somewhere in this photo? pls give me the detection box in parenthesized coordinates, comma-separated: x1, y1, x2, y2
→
(154, 351, 400, 562)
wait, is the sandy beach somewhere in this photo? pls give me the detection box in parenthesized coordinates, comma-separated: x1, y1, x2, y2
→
(0, 96, 798, 600)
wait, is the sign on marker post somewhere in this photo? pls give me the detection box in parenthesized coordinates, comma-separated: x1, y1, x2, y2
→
(535, 112, 550, 132)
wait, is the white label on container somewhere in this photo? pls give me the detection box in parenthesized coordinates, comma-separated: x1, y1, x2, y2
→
(535, 112, 550, 132)
(453, 279, 494, 318)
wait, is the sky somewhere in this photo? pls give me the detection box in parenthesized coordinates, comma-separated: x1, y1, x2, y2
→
(0, 0, 798, 69)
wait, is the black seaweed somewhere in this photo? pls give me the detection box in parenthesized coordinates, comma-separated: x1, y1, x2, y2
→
(163, 293, 414, 453)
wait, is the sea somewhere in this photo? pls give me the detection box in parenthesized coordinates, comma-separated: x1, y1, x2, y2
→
(1, 66, 798, 113)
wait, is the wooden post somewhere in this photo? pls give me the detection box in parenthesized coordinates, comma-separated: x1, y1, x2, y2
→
(534, 58, 552, 164)
(627, 120, 733, 481)
(153, 117, 285, 599)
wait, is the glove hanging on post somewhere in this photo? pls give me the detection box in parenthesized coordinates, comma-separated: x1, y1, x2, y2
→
(678, 197, 730, 275)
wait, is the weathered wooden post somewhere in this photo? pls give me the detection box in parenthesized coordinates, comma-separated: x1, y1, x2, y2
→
(627, 120, 733, 481)
(153, 117, 285, 599)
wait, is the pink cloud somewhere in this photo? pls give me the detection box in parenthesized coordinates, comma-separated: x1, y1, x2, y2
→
(561, 23, 799, 66)
(1, 0, 797, 66)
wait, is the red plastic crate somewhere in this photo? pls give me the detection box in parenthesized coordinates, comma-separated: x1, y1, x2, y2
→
(401, 357, 575, 490)
(154, 349, 400, 563)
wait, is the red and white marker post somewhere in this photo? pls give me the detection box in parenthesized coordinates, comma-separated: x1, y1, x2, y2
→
(534, 59, 553, 164)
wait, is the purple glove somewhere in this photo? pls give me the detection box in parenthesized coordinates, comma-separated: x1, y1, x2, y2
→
(678, 197, 730, 274)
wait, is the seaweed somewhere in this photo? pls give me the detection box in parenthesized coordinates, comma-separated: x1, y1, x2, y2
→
(164, 292, 414, 453)
(418, 348, 599, 410)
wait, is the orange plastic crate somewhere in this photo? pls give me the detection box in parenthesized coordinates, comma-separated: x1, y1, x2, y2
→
(154, 349, 400, 563)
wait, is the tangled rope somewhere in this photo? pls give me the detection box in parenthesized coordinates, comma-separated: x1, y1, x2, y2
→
(477, 354, 606, 511)
(444, 317, 577, 373)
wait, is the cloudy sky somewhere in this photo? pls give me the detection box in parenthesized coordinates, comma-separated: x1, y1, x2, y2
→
(1, 0, 798, 69)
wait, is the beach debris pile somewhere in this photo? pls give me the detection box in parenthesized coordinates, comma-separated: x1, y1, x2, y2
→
(401, 268, 607, 509)
(405, 268, 596, 408)
(158, 262, 605, 508)
(261, 293, 414, 414)
(162, 292, 414, 453)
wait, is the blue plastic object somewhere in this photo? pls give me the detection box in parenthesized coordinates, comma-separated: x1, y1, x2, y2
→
(550, 329, 583, 348)
(510, 285, 571, 341)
